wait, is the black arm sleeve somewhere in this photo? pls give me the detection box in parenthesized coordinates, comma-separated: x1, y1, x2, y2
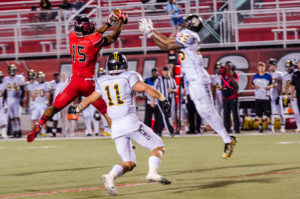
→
(20, 85, 25, 100)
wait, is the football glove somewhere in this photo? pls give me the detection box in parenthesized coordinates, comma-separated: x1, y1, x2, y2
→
(159, 98, 170, 114)
(94, 111, 101, 121)
(139, 18, 153, 38)
(109, 9, 128, 25)
(68, 105, 77, 114)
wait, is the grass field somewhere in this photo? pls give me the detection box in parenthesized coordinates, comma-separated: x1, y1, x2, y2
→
(1, 134, 300, 199)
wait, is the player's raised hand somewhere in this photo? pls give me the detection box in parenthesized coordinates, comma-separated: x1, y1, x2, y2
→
(108, 9, 128, 25)
(139, 18, 153, 38)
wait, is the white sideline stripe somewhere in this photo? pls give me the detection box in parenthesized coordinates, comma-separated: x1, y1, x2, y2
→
(278, 141, 300, 144)
(15, 146, 59, 150)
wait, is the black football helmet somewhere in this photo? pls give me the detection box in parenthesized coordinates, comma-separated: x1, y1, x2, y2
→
(267, 58, 277, 66)
(184, 14, 203, 32)
(27, 69, 36, 80)
(8, 64, 17, 76)
(97, 68, 106, 77)
(285, 60, 295, 73)
(74, 16, 95, 36)
(106, 52, 128, 74)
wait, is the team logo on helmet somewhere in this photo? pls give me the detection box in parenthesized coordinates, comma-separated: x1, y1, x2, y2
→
(106, 52, 128, 74)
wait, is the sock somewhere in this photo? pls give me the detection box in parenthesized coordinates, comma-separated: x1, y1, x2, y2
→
(1, 127, 7, 138)
(109, 164, 123, 179)
(12, 120, 17, 132)
(268, 124, 272, 129)
(38, 115, 49, 125)
(41, 128, 46, 134)
(148, 156, 161, 176)
(16, 120, 21, 131)
(52, 128, 57, 133)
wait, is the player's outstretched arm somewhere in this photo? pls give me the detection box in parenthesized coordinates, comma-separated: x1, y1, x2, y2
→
(95, 23, 111, 34)
(139, 18, 180, 51)
(133, 81, 170, 112)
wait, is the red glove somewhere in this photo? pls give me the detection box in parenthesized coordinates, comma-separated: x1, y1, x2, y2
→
(113, 9, 128, 24)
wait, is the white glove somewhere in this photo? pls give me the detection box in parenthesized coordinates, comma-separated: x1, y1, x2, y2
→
(139, 18, 153, 38)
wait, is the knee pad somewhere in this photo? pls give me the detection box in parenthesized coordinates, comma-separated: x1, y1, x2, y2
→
(122, 161, 136, 172)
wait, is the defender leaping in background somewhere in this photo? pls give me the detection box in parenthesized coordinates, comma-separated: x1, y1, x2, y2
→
(139, 14, 237, 159)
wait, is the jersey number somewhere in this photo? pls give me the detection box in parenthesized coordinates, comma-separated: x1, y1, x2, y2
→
(104, 84, 124, 106)
(178, 33, 189, 43)
(72, 44, 87, 63)
(7, 83, 18, 91)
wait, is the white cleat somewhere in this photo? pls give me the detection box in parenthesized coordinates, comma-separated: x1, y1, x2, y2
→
(280, 126, 286, 133)
(146, 174, 171, 185)
(270, 126, 275, 133)
(295, 128, 300, 133)
(101, 174, 117, 196)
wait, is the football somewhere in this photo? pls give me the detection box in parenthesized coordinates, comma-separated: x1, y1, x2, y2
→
(113, 8, 128, 24)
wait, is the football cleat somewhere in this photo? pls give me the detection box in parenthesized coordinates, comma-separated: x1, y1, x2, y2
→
(280, 126, 286, 133)
(295, 128, 300, 133)
(146, 174, 172, 185)
(222, 136, 237, 159)
(102, 174, 117, 196)
(27, 124, 42, 142)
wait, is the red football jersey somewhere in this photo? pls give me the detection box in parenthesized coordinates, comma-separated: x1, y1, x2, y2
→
(69, 31, 104, 76)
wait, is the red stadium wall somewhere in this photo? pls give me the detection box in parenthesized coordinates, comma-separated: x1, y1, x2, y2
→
(0, 47, 299, 91)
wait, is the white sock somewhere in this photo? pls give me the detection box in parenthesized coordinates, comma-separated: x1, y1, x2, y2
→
(109, 164, 123, 179)
(148, 156, 161, 176)
(11, 120, 17, 132)
(41, 128, 46, 134)
(16, 120, 21, 131)
(1, 127, 7, 138)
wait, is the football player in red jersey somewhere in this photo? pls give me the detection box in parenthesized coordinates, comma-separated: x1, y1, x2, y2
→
(27, 10, 128, 142)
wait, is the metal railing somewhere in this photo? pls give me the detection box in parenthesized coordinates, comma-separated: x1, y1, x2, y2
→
(0, 1, 299, 59)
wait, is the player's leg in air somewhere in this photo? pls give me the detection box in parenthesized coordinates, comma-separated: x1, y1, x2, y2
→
(101, 123, 171, 196)
(189, 83, 236, 158)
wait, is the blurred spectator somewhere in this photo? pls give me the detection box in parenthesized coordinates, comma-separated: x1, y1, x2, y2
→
(211, 62, 223, 117)
(153, 66, 176, 136)
(49, 73, 60, 137)
(58, 73, 76, 137)
(252, 62, 273, 133)
(144, 68, 159, 128)
(291, 60, 300, 124)
(40, 0, 52, 21)
(28, 6, 40, 34)
(167, 0, 184, 38)
(184, 73, 202, 134)
(220, 61, 240, 133)
(60, 0, 73, 19)
(29, 6, 40, 23)
(0, 71, 8, 139)
(72, 0, 86, 12)
(82, 97, 100, 136)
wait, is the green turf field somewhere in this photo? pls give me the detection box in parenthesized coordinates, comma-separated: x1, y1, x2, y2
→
(1, 134, 300, 199)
